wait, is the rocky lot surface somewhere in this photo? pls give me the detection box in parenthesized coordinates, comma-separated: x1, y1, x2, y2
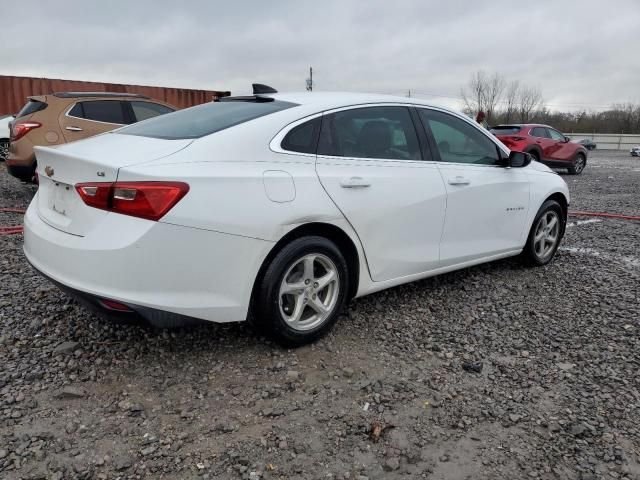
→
(0, 151, 639, 480)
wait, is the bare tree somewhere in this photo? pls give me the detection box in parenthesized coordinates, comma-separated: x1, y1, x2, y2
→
(483, 73, 506, 123)
(504, 80, 520, 123)
(517, 86, 543, 122)
(460, 71, 487, 117)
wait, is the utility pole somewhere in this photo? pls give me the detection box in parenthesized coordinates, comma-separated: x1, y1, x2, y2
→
(407, 89, 411, 98)
(306, 67, 313, 92)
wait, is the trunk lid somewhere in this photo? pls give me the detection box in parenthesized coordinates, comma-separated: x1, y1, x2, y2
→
(34, 132, 191, 236)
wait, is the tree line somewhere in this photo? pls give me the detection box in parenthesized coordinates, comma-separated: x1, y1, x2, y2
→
(460, 71, 640, 134)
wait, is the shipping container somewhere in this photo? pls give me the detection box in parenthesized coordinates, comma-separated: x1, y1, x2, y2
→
(0, 75, 230, 114)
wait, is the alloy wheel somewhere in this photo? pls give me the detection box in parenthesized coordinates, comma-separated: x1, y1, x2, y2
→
(574, 156, 585, 173)
(533, 211, 560, 260)
(278, 253, 340, 331)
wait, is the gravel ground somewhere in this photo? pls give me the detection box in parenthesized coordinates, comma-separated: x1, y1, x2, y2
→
(1, 151, 639, 480)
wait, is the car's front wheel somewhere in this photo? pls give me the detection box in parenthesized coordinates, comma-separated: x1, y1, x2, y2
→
(521, 200, 565, 266)
(568, 153, 586, 175)
(251, 236, 349, 347)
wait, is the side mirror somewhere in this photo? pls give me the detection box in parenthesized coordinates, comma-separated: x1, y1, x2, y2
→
(564, 136, 571, 143)
(507, 151, 532, 168)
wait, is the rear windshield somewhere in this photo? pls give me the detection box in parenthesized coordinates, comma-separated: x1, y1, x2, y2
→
(118, 99, 297, 140)
(16, 100, 47, 118)
(490, 126, 522, 135)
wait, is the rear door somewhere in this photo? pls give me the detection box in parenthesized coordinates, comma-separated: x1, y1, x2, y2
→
(529, 126, 555, 161)
(315, 105, 447, 282)
(59, 100, 127, 142)
(417, 108, 530, 265)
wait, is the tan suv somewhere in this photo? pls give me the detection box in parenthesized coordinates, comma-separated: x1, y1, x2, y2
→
(6, 92, 175, 182)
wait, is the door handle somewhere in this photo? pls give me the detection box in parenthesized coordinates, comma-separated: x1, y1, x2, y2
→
(340, 176, 371, 188)
(65, 126, 83, 132)
(448, 176, 471, 186)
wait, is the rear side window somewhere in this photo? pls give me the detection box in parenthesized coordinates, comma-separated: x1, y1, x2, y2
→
(490, 126, 522, 135)
(16, 100, 47, 118)
(69, 101, 126, 124)
(119, 99, 296, 140)
(317, 106, 421, 160)
(130, 101, 174, 122)
(281, 117, 321, 154)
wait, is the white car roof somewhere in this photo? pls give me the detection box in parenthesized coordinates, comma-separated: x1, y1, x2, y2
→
(266, 91, 453, 113)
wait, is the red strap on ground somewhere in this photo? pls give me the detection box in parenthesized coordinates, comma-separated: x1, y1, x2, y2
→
(569, 211, 640, 221)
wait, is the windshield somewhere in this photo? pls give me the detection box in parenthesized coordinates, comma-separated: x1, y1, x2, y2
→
(118, 99, 297, 140)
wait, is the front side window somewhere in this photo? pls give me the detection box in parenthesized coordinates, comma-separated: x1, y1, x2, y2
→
(130, 101, 174, 122)
(418, 109, 501, 165)
(547, 128, 565, 141)
(70, 101, 126, 124)
(318, 106, 421, 160)
(530, 127, 549, 138)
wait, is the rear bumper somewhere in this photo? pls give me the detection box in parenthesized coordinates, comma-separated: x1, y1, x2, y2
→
(23, 197, 273, 324)
(29, 264, 206, 327)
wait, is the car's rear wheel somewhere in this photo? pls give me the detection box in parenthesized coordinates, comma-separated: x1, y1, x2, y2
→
(528, 150, 540, 163)
(0, 139, 8, 161)
(521, 200, 564, 266)
(568, 153, 586, 175)
(251, 236, 349, 347)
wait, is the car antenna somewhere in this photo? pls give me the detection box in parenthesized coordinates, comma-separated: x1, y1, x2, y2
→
(252, 83, 278, 94)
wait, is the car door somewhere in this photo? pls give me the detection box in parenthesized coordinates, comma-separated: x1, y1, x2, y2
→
(58, 100, 127, 142)
(529, 126, 555, 161)
(546, 127, 575, 162)
(416, 108, 530, 265)
(315, 105, 447, 282)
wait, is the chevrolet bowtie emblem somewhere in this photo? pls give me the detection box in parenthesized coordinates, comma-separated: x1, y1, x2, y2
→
(45, 166, 54, 177)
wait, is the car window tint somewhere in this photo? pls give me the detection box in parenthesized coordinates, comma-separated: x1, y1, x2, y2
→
(281, 117, 321, 154)
(80, 101, 126, 124)
(68, 103, 84, 118)
(16, 100, 47, 118)
(531, 127, 549, 138)
(548, 128, 565, 141)
(317, 106, 421, 160)
(419, 109, 500, 165)
(130, 101, 174, 122)
(120, 99, 296, 140)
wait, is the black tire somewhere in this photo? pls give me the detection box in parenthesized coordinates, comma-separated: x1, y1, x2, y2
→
(568, 153, 586, 175)
(0, 139, 8, 162)
(521, 200, 565, 266)
(250, 236, 349, 347)
(528, 150, 540, 163)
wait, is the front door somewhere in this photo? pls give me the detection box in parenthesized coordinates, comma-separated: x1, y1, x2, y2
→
(417, 108, 531, 265)
(546, 127, 576, 162)
(315, 105, 447, 282)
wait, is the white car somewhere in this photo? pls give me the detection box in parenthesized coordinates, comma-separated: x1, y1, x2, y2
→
(631, 146, 640, 157)
(0, 114, 12, 160)
(23, 86, 570, 346)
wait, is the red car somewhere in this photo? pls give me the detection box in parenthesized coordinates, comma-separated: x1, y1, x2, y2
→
(490, 124, 587, 174)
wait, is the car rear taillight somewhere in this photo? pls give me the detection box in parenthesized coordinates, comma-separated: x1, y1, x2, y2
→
(75, 181, 189, 221)
(11, 121, 42, 141)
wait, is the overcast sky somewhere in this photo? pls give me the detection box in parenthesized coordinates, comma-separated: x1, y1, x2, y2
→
(1, 0, 638, 112)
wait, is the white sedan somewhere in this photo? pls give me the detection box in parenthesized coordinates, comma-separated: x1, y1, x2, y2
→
(24, 86, 570, 346)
